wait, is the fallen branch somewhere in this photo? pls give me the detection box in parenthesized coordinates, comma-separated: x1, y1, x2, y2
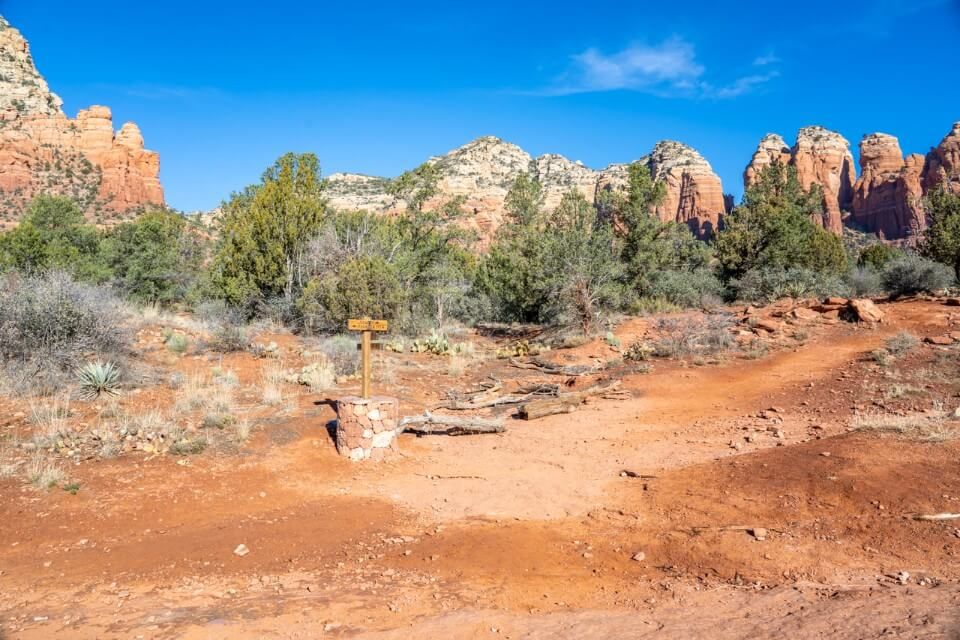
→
(517, 380, 621, 420)
(399, 411, 505, 436)
(908, 513, 960, 521)
(433, 382, 559, 411)
(509, 357, 597, 377)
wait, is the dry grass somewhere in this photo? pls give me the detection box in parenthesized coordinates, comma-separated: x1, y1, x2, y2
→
(29, 396, 71, 447)
(234, 419, 252, 444)
(885, 383, 924, 399)
(0, 434, 20, 478)
(26, 454, 67, 489)
(852, 405, 955, 442)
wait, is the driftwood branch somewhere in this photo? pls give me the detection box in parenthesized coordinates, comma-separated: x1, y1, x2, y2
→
(509, 357, 597, 377)
(399, 411, 505, 436)
(517, 380, 622, 420)
(433, 382, 560, 411)
(908, 513, 960, 521)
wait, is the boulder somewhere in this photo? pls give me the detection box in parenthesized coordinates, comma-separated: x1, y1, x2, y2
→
(846, 299, 884, 323)
(792, 307, 820, 321)
(944, 298, 960, 307)
(925, 335, 956, 346)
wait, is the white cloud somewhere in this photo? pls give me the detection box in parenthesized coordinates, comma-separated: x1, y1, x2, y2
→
(545, 37, 780, 100)
(752, 53, 781, 66)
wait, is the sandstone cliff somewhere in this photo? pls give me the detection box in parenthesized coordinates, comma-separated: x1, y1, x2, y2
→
(0, 15, 163, 226)
(849, 133, 925, 239)
(743, 127, 855, 234)
(327, 136, 727, 242)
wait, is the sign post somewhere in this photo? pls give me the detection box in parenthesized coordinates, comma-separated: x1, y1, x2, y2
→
(347, 317, 389, 398)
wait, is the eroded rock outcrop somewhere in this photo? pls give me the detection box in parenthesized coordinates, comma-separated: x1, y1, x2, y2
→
(922, 122, 960, 194)
(850, 133, 925, 239)
(743, 134, 791, 187)
(791, 127, 855, 233)
(743, 127, 855, 234)
(326, 136, 727, 242)
(647, 140, 726, 237)
(0, 15, 163, 226)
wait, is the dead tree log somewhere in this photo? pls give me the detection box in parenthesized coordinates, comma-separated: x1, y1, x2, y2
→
(516, 380, 622, 420)
(399, 412, 505, 436)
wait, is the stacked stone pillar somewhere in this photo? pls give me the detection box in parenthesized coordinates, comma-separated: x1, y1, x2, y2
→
(334, 396, 400, 461)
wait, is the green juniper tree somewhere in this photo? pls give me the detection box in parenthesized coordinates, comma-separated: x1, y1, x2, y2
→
(210, 153, 327, 307)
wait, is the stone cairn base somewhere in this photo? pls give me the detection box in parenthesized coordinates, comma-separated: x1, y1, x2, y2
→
(335, 396, 400, 461)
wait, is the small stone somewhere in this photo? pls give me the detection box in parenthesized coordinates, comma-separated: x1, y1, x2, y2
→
(631, 551, 646, 562)
(925, 335, 955, 346)
(820, 452, 831, 457)
(582, 552, 593, 559)
(750, 527, 768, 541)
(233, 544, 249, 557)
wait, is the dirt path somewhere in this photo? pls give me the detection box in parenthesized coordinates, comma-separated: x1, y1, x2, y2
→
(1, 300, 959, 638)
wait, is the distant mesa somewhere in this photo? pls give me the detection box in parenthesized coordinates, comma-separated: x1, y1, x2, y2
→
(327, 135, 728, 241)
(0, 15, 163, 227)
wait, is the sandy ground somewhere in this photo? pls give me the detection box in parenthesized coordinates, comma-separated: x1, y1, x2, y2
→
(1, 299, 959, 638)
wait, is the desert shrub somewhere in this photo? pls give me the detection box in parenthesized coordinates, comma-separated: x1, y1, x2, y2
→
(297, 256, 404, 334)
(0, 195, 107, 282)
(858, 243, 902, 270)
(731, 267, 847, 303)
(647, 268, 724, 308)
(652, 315, 735, 358)
(880, 255, 954, 298)
(99, 209, 206, 305)
(317, 335, 359, 375)
(0, 271, 129, 394)
(920, 186, 960, 280)
(164, 331, 189, 355)
(845, 267, 884, 297)
(76, 361, 121, 400)
(885, 331, 919, 356)
(627, 297, 682, 316)
(196, 301, 250, 352)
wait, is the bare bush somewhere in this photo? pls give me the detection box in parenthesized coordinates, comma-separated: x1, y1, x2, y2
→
(0, 272, 130, 395)
(885, 331, 919, 356)
(317, 335, 359, 376)
(653, 315, 736, 358)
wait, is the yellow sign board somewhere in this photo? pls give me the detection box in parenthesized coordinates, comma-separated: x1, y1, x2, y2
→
(348, 318, 389, 332)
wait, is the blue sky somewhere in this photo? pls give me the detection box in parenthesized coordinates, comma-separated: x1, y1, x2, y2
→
(4, 0, 959, 212)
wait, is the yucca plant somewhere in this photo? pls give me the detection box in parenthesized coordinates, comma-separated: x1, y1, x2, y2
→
(76, 361, 121, 400)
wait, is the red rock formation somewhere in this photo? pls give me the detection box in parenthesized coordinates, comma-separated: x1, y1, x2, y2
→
(0, 16, 163, 225)
(791, 127, 855, 234)
(743, 133, 791, 187)
(922, 122, 960, 194)
(647, 140, 726, 238)
(743, 127, 855, 234)
(850, 133, 925, 239)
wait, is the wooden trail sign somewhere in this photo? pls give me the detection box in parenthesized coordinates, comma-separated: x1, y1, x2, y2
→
(348, 317, 390, 398)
